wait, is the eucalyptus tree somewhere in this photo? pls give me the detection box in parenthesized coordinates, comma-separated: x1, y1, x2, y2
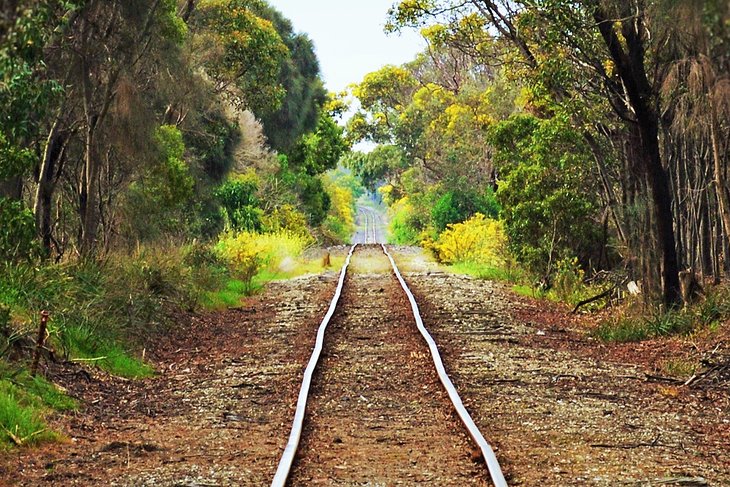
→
(386, 0, 727, 306)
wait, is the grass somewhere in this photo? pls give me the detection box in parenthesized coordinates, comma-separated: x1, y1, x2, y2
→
(57, 324, 153, 379)
(450, 262, 514, 281)
(595, 285, 730, 343)
(0, 369, 77, 450)
(662, 358, 698, 378)
(202, 279, 249, 309)
(201, 254, 347, 310)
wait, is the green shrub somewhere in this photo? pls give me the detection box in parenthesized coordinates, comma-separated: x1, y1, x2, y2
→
(215, 172, 264, 231)
(431, 187, 500, 232)
(0, 198, 37, 262)
(553, 257, 585, 304)
(388, 197, 422, 245)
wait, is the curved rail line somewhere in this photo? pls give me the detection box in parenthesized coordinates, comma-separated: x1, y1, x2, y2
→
(271, 244, 507, 487)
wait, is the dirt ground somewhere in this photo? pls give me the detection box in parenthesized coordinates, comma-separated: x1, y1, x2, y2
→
(0, 245, 727, 486)
(0, 261, 346, 486)
(405, 269, 729, 486)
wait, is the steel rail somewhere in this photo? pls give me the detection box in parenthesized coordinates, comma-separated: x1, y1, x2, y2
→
(381, 244, 509, 487)
(271, 243, 358, 487)
(272, 243, 507, 486)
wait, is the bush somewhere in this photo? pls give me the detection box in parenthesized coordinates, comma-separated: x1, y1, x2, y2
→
(595, 285, 730, 342)
(388, 197, 422, 245)
(0, 246, 211, 378)
(427, 213, 508, 268)
(261, 204, 310, 237)
(215, 172, 263, 231)
(431, 187, 500, 232)
(553, 257, 585, 304)
(320, 170, 359, 244)
(0, 198, 36, 261)
(215, 230, 313, 294)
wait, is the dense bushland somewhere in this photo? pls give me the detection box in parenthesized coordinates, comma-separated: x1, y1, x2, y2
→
(0, 0, 362, 449)
(346, 1, 729, 308)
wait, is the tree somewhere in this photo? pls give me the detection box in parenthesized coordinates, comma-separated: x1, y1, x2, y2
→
(252, 4, 327, 151)
(1, 1, 64, 257)
(388, 0, 688, 306)
(191, 0, 288, 115)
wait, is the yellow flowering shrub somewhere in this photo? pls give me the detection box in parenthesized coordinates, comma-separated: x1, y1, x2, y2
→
(427, 213, 508, 267)
(215, 231, 313, 291)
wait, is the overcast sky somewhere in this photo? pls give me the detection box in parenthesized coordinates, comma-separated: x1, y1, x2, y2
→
(267, 0, 425, 93)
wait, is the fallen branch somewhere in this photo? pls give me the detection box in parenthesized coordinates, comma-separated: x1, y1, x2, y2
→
(571, 285, 616, 314)
(2, 425, 46, 446)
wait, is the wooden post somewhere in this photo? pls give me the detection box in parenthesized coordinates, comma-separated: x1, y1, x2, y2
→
(31, 311, 50, 377)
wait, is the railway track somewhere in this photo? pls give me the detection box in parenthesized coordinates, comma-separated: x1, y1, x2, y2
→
(271, 242, 507, 486)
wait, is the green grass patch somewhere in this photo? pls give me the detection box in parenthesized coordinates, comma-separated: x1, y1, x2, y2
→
(202, 279, 249, 309)
(0, 370, 77, 450)
(201, 255, 346, 310)
(450, 262, 513, 281)
(60, 325, 153, 379)
(595, 286, 730, 343)
(23, 375, 77, 412)
(512, 284, 543, 298)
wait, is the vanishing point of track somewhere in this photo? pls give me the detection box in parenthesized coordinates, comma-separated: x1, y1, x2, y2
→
(271, 216, 507, 486)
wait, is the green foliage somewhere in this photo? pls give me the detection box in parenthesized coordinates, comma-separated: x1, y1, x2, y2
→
(123, 125, 196, 241)
(320, 168, 363, 243)
(552, 257, 586, 304)
(290, 112, 350, 176)
(185, 110, 239, 182)
(215, 173, 264, 231)
(595, 285, 730, 342)
(157, 0, 188, 43)
(261, 204, 310, 236)
(194, 0, 289, 114)
(343, 145, 408, 192)
(0, 2, 60, 182)
(489, 114, 601, 276)
(388, 197, 422, 245)
(253, 4, 327, 151)
(0, 246, 223, 379)
(298, 176, 330, 226)
(431, 187, 500, 232)
(153, 125, 195, 207)
(0, 198, 37, 262)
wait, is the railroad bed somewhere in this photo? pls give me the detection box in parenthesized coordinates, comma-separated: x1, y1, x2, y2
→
(272, 245, 506, 486)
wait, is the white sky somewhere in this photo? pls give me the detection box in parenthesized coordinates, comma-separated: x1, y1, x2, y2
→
(267, 0, 425, 93)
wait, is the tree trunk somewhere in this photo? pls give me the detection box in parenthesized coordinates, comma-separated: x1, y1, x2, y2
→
(594, 5, 682, 307)
(34, 121, 65, 253)
(80, 121, 100, 254)
(710, 114, 730, 247)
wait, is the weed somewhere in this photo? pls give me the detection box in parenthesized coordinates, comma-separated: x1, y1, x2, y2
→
(594, 286, 730, 343)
